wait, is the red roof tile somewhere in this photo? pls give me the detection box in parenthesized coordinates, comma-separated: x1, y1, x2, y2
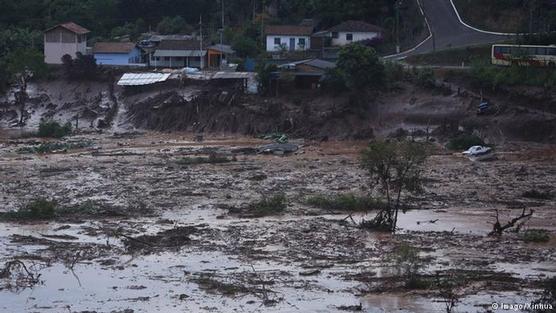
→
(265, 25, 312, 36)
(45, 22, 90, 35)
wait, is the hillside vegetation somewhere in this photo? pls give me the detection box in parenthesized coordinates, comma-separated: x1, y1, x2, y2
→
(453, 0, 556, 33)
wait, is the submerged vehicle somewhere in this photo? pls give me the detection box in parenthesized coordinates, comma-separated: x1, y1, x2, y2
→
(462, 145, 495, 161)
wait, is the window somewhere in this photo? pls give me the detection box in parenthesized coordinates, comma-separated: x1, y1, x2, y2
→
(548, 48, 556, 56)
(61, 31, 75, 43)
(298, 38, 306, 47)
(45, 30, 60, 43)
(346, 33, 353, 41)
(536, 47, 547, 55)
(494, 46, 511, 54)
(332, 32, 339, 39)
(274, 37, 281, 45)
(164, 57, 170, 61)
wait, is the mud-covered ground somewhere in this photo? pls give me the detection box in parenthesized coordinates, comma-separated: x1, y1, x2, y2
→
(0, 131, 554, 313)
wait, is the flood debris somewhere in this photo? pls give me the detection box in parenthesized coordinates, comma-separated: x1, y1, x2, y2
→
(0, 260, 42, 290)
(175, 153, 233, 166)
(257, 143, 299, 155)
(489, 208, 534, 236)
(122, 226, 199, 253)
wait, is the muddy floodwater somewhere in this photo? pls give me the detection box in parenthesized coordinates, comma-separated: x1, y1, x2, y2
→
(0, 132, 555, 313)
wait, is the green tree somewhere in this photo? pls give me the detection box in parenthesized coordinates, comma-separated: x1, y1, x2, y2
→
(5, 48, 47, 125)
(157, 16, 190, 34)
(360, 140, 429, 232)
(61, 52, 98, 80)
(336, 43, 385, 91)
(256, 62, 278, 96)
(232, 35, 259, 58)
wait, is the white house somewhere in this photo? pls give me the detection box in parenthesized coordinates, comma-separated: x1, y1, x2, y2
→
(151, 39, 206, 68)
(44, 22, 90, 64)
(328, 21, 383, 47)
(265, 25, 312, 52)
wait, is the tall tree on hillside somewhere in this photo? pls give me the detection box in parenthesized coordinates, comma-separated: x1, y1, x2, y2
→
(336, 43, 385, 91)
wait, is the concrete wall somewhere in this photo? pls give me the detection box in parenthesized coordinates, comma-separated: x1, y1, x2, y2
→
(44, 29, 87, 64)
(331, 32, 380, 46)
(94, 48, 142, 66)
(266, 35, 310, 52)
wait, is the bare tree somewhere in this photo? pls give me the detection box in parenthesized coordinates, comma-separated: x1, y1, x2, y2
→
(360, 140, 429, 232)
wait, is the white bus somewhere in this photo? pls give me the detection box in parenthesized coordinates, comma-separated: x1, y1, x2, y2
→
(492, 44, 556, 67)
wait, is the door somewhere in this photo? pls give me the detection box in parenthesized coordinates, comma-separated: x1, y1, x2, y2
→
(289, 38, 296, 51)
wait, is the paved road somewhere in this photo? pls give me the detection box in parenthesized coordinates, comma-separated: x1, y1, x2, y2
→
(387, 0, 513, 59)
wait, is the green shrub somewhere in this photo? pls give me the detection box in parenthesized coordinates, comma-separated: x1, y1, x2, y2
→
(248, 194, 287, 217)
(390, 243, 426, 288)
(521, 229, 551, 243)
(446, 134, 484, 150)
(0, 198, 57, 220)
(412, 67, 435, 88)
(306, 193, 383, 212)
(37, 120, 72, 138)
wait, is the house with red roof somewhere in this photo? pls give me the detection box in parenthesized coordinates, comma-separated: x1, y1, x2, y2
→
(44, 22, 90, 64)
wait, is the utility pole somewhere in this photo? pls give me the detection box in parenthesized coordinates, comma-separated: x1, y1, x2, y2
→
(395, 0, 402, 54)
(260, 0, 265, 45)
(199, 15, 204, 69)
(220, 0, 224, 69)
(529, 0, 534, 34)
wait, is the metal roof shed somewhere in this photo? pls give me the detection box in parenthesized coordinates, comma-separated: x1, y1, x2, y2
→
(117, 73, 171, 86)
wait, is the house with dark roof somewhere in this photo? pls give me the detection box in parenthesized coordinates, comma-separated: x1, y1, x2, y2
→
(93, 42, 143, 66)
(265, 25, 313, 52)
(44, 22, 90, 64)
(328, 20, 383, 47)
(278, 58, 336, 89)
(151, 39, 206, 68)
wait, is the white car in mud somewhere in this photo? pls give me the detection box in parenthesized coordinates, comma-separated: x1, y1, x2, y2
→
(462, 145, 494, 161)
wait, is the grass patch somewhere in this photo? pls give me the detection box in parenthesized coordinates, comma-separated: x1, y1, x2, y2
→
(306, 193, 384, 212)
(37, 120, 72, 138)
(247, 194, 287, 217)
(521, 229, 551, 243)
(522, 189, 553, 200)
(446, 134, 485, 151)
(0, 199, 57, 220)
(470, 60, 556, 89)
(17, 140, 92, 154)
(405, 46, 491, 66)
(1, 199, 151, 222)
(176, 153, 233, 165)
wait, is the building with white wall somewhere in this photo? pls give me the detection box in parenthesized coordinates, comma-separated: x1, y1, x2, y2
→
(44, 22, 89, 64)
(265, 25, 312, 52)
(328, 21, 383, 47)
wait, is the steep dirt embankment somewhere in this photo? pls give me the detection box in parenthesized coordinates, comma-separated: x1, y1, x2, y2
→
(0, 80, 118, 130)
(125, 87, 378, 139)
(1, 77, 555, 143)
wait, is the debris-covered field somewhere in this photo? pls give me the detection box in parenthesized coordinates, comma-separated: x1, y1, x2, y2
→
(0, 131, 554, 313)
